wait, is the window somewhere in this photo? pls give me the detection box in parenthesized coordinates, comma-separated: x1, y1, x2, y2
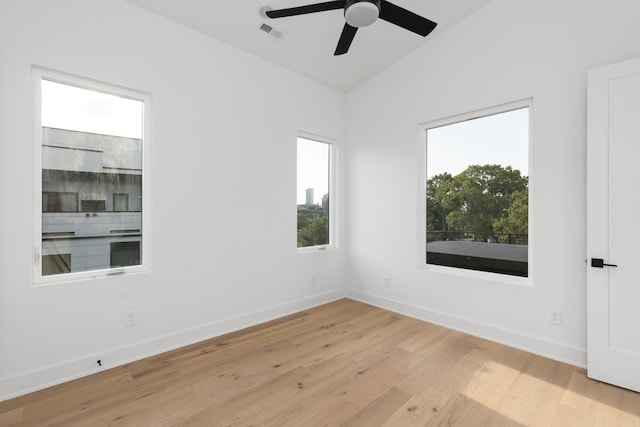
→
(113, 193, 129, 212)
(297, 136, 335, 250)
(42, 253, 71, 276)
(43, 192, 78, 212)
(33, 67, 151, 283)
(111, 241, 141, 268)
(421, 100, 530, 279)
(81, 199, 106, 212)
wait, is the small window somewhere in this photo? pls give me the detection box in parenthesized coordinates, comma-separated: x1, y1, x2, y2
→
(33, 67, 151, 283)
(81, 199, 106, 212)
(42, 253, 71, 276)
(43, 192, 78, 212)
(113, 193, 129, 212)
(297, 136, 334, 250)
(111, 241, 141, 268)
(421, 101, 530, 279)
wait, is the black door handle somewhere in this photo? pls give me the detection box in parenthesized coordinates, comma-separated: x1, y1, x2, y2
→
(591, 258, 618, 268)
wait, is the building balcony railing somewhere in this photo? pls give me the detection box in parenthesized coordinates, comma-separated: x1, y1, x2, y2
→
(427, 230, 528, 245)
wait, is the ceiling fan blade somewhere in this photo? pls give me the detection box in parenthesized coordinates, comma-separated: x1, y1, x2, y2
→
(266, 1, 344, 18)
(334, 23, 358, 55)
(379, 0, 437, 37)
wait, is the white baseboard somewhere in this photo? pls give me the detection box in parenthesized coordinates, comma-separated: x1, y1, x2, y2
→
(346, 289, 587, 368)
(0, 289, 346, 402)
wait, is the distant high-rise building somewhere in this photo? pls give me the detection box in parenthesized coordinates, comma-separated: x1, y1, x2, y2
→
(322, 193, 329, 216)
(306, 188, 314, 205)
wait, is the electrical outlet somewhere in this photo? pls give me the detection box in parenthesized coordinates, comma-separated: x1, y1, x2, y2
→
(549, 310, 562, 326)
(310, 275, 317, 286)
(125, 309, 137, 327)
(383, 277, 391, 288)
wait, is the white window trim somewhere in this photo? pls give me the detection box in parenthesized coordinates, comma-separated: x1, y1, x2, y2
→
(417, 98, 533, 286)
(297, 131, 338, 253)
(32, 66, 152, 285)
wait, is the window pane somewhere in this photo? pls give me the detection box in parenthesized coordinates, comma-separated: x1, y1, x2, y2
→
(297, 137, 330, 248)
(40, 79, 143, 276)
(111, 241, 141, 268)
(42, 253, 71, 276)
(80, 199, 106, 212)
(426, 107, 529, 277)
(43, 192, 78, 212)
(113, 193, 129, 212)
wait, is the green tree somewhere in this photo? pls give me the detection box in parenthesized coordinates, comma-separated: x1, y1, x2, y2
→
(427, 164, 528, 242)
(297, 211, 312, 230)
(297, 215, 329, 247)
(426, 172, 453, 241)
(493, 189, 528, 243)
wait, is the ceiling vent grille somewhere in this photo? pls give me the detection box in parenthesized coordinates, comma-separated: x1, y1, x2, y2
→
(259, 23, 286, 40)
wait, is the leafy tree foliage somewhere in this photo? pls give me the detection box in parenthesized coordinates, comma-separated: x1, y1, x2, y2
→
(426, 172, 453, 234)
(493, 189, 528, 243)
(297, 212, 329, 247)
(427, 164, 528, 243)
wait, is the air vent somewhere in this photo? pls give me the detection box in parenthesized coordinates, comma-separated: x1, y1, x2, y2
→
(259, 22, 286, 40)
(259, 23, 273, 33)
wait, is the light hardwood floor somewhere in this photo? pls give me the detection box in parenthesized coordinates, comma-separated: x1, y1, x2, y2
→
(1, 299, 639, 426)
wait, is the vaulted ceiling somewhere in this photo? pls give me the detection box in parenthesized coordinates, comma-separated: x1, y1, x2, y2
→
(126, 0, 491, 92)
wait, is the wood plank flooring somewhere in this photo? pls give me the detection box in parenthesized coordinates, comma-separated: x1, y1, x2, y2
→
(1, 299, 639, 426)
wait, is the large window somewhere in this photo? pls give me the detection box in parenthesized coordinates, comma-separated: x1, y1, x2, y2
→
(33, 68, 151, 283)
(421, 100, 530, 279)
(297, 136, 334, 250)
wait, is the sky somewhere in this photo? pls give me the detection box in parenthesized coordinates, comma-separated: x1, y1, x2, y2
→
(295, 108, 528, 206)
(42, 80, 331, 207)
(426, 107, 529, 179)
(42, 80, 526, 204)
(297, 137, 329, 205)
(41, 79, 143, 139)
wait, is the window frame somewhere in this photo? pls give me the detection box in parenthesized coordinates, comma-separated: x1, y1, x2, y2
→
(417, 99, 533, 286)
(296, 132, 338, 253)
(32, 66, 152, 285)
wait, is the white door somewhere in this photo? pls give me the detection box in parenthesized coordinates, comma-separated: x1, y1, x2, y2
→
(587, 57, 640, 392)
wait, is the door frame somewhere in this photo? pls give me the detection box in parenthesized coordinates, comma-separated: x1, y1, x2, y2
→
(586, 56, 640, 391)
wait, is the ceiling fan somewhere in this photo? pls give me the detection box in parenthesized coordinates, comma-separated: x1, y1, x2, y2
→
(265, 0, 437, 56)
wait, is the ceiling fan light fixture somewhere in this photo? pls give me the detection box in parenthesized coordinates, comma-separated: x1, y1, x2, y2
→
(265, 0, 436, 55)
(344, 0, 380, 28)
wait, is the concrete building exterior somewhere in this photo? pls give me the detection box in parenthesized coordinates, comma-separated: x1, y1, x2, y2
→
(41, 127, 142, 275)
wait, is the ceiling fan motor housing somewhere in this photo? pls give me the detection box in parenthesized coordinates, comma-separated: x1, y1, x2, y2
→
(344, 0, 381, 27)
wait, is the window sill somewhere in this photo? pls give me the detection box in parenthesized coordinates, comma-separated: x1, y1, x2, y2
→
(421, 263, 532, 287)
(33, 265, 149, 287)
(297, 244, 336, 254)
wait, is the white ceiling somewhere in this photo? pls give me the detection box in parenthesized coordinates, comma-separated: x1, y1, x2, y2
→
(126, 0, 492, 92)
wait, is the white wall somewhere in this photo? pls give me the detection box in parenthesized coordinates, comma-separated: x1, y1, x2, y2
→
(4, 0, 640, 403)
(346, 0, 640, 367)
(0, 0, 347, 400)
